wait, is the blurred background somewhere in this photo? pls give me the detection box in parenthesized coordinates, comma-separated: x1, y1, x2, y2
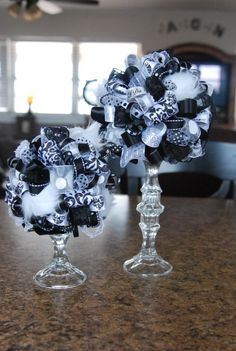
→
(0, 0, 236, 196)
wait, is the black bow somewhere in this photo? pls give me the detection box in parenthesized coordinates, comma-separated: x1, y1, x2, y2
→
(69, 207, 99, 237)
(8, 158, 49, 195)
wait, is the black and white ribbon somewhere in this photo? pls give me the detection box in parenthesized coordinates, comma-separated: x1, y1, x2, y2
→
(91, 49, 215, 165)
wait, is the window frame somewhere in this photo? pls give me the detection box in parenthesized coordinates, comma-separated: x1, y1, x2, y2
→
(0, 37, 80, 123)
(0, 38, 141, 124)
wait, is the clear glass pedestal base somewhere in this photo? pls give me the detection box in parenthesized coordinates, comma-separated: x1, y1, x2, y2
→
(33, 233, 87, 290)
(123, 253, 173, 277)
(33, 262, 87, 290)
(123, 161, 173, 278)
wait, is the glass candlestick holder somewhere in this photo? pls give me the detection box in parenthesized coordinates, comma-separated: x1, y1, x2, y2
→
(33, 233, 87, 289)
(123, 161, 173, 277)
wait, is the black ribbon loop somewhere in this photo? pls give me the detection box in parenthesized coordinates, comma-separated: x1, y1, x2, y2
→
(165, 58, 181, 74)
(161, 140, 191, 162)
(123, 66, 139, 84)
(121, 131, 142, 147)
(145, 76, 166, 102)
(145, 146, 163, 164)
(73, 157, 86, 176)
(69, 207, 99, 233)
(114, 106, 132, 128)
(8, 158, 49, 195)
(78, 143, 91, 155)
(91, 107, 107, 125)
(23, 160, 49, 185)
(177, 99, 197, 118)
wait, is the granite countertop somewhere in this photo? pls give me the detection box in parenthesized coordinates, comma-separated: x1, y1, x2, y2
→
(0, 195, 235, 351)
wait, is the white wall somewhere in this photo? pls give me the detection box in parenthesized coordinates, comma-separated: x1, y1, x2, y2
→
(0, 6, 235, 126)
(0, 7, 235, 54)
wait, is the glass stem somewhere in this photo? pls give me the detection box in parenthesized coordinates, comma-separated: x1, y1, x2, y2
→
(50, 234, 70, 266)
(137, 161, 164, 258)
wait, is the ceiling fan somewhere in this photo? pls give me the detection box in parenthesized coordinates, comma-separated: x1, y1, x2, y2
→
(8, 0, 99, 21)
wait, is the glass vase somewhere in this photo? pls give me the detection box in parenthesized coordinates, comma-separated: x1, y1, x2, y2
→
(33, 233, 87, 289)
(123, 161, 173, 277)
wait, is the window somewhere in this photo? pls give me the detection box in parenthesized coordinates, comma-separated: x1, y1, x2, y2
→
(172, 44, 233, 125)
(192, 62, 230, 123)
(0, 40, 141, 117)
(0, 41, 8, 112)
(192, 64, 221, 93)
(14, 41, 73, 114)
(78, 42, 141, 115)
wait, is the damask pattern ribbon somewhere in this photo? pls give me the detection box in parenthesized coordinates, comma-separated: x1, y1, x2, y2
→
(5, 126, 113, 238)
(90, 49, 215, 165)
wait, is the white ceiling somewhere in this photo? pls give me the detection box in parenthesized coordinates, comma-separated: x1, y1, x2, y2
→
(99, 0, 236, 11)
(2, 0, 236, 11)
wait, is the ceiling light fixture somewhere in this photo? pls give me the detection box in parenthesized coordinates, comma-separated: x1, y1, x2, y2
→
(7, 0, 61, 21)
(23, 3, 43, 21)
(7, 0, 99, 21)
(7, 1, 22, 18)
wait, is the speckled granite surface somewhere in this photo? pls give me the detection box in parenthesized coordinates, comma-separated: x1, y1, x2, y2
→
(0, 196, 235, 351)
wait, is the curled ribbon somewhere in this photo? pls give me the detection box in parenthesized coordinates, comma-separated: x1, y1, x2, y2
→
(91, 49, 215, 165)
(6, 126, 112, 237)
